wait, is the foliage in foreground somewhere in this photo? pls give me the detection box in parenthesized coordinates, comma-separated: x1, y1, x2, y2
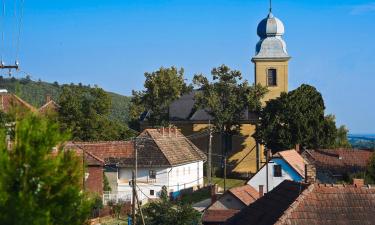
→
(254, 84, 351, 153)
(0, 114, 94, 225)
(137, 186, 201, 225)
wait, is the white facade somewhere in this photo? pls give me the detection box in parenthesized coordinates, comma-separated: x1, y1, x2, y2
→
(117, 161, 204, 203)
(247, 158, 303, 193)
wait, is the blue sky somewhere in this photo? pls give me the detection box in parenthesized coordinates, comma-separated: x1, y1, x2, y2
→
(1, 0, 375, 133)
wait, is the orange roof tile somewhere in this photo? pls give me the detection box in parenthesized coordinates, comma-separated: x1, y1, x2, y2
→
(275, 149, 307, 177)
(228, 185, 259, 206)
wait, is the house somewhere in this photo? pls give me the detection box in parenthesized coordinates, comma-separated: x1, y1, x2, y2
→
(38, 96, 60, 114)
(65, 141, 134, 195)
(247, 149, 307, 193)
(225, 179, 375, 225)
(66, 128, 206, 204)
(0, 91, 37, 113)
(203, 185, 259, 225)
(140, 5, 292, 176)
(112, 128, 206, 203)
(302, 148, 373, 183)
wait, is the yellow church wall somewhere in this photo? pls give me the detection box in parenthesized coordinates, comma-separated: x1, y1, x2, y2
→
(170, 122, 265, 175)
(254, 60, 289, 103)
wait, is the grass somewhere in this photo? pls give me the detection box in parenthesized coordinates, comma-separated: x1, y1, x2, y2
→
(180, 177, 246, 204)
(180, 188, 211, 204)
(205, 177, 246, 190)
(98, 217, 128, 225)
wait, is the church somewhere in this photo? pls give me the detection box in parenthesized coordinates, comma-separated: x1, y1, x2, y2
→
(141, 6, 290, 177)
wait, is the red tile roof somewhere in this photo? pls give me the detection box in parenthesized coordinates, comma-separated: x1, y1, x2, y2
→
(65, 141, 134, 166)
(0, 93, 37, 113)
(65, 129, 206, 168)
(303, 149, 373, 175)
(228, 185, 259, 206)
(203, 209, 239, 223)
(276, 184, 375, 225)
(226, 180, 375, 225)
(275, 149, 306, 177)
(38, 100, 60, 114)
(226, 180, 309, 225)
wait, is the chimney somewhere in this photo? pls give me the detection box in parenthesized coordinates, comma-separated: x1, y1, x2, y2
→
(259, 185, 264, 197)
(45, 95, 51, 103)
(210, 184, 218, 203)
(162, 127, 165, 137)
(304, 163, 316, 184)
(295, 144, 300, 153)
(353, 178, 364, 187)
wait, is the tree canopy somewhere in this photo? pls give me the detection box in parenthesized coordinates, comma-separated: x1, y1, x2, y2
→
(58, 84, 135, 141)
(193, 65, 267, 153)
(254, 84, 350, 152)
(137, 186, 201, 225)
(130, 67, 192, 127)
(0, 114, 94, 225)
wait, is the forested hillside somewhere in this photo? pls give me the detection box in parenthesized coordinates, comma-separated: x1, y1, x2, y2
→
(0, 76, 131, 124)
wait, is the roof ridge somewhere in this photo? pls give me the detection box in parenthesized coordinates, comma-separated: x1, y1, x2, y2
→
(274, 182, 315, 225)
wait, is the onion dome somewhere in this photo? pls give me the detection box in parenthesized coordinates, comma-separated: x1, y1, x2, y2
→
(257, 12, 285, 38)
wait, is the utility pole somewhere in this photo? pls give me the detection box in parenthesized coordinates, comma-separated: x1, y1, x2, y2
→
(132, 137, 138, 225)
(132, 170, 136, 225)
(224, 155, 227, 192)
(265, 148, 269, 193)
(207, 120, 213, 186)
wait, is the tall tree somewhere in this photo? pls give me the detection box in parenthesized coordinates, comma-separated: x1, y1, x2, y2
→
(58, 84, 134, 141)
(254, 84, 349, 152)
(0, 114, 93, 225)
(130, 67, 192, 127)
(193, 64, 267, 156)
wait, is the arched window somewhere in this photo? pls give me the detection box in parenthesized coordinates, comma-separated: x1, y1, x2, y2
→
(267, 69, 277, 86)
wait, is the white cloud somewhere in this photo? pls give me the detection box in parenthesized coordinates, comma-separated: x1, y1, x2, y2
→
(350, 2, 375, 15)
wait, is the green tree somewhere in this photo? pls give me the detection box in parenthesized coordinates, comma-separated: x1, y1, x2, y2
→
(254, 84, 347, 152)
(0, 114, 94, 225)
(137, 186, 201, 225)
(58, 84, 135, 141)
(130, 67, 192, 127)
(193, 64, 267, 156)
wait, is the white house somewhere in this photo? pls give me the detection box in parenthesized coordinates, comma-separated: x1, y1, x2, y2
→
(247, 149, 306, 193)
(113, 128, 206, 203)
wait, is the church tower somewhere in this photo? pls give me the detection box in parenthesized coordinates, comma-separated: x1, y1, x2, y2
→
(252, 7, 290, 102)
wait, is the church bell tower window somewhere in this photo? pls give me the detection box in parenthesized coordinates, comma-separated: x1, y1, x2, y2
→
(267, 68, 277, 86)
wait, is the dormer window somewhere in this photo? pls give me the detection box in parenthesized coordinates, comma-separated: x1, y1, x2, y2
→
(267, 69, 277, 86)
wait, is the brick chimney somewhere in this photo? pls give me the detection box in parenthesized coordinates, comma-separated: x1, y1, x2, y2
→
(259, 185, 264, 197)
(210, 184, 218, 204)
(304, 163, 316, 184)
(295, 144, 300, 153)
(353, 178, 364, 187)
(45, 95, 51, 103)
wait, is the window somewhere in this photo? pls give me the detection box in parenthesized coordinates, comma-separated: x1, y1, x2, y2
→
(267, 69, 277, 86)
(273, 165, 282, 177)
(150, 190, 155, 196)
(149, 170, 156, 179)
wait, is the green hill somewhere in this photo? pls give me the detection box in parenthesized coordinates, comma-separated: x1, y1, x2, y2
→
(0, 76, 131, 124)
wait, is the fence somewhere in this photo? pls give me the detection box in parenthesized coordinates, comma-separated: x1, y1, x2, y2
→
(102, 191, 132, 205)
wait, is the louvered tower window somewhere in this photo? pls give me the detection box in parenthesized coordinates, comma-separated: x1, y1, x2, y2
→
(267, 69, 277, 86)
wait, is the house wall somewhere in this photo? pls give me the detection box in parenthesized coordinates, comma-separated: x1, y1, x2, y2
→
(86, 166, 103, 195)
(247, 158, 303, 193)
(117, 161, 204, 203)
(209, 193, 245, 210)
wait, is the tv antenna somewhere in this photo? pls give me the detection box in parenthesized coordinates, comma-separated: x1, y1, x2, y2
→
(0, 0, 24, 75)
